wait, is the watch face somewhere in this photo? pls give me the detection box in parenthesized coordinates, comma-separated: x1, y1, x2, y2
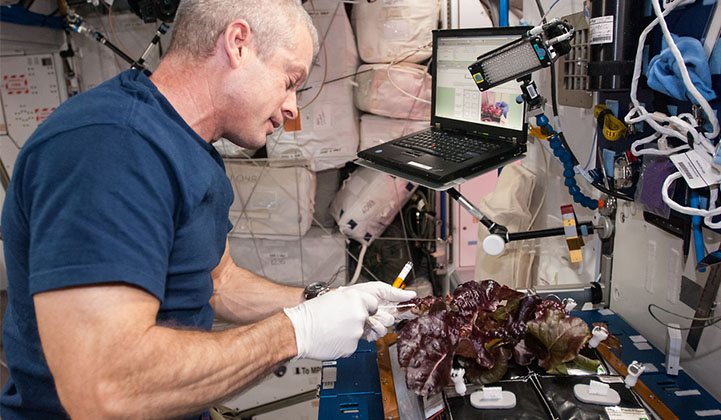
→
(304, 282, 329, 300)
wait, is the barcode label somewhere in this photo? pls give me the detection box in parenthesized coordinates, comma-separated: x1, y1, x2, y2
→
(676, 160, 696, 180)
(321, 365, 337, 390)
(669, 151, 721, 189)
(590, 16, 614, 45)
(592, 34, 612, 44)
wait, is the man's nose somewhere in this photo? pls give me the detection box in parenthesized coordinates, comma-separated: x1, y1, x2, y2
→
(281, 91, 299, 121)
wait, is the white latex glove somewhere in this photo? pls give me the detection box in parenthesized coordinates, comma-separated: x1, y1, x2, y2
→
(345, 282, 416, 342)
(363, 310, 396, 342)
(342, 282, 417, 303)
(284, 282, 415, 360)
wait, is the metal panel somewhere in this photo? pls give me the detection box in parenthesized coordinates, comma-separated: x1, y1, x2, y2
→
(611, 201, 721, 402)
(556, 12, 594, 108)
(222, 359, 322, 411)
(0, 53, 65, 148)
(577, 310, 721, 416)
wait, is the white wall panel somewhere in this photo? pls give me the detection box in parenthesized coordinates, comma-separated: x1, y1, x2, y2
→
(611, 201, 721, 402)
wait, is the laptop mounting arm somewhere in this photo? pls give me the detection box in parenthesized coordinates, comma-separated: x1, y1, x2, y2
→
(446, 187, 601, 257)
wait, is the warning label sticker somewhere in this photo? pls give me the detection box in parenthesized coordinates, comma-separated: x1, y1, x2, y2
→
(590, 16, 614, 45)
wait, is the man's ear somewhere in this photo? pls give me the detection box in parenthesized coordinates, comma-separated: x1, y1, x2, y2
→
(222, 19, 252, 68)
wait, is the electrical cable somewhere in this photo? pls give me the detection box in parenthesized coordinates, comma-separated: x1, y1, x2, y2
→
(646, 0, 721, 228)
(370, 237, 437, 242)
(528, 140, 550, 229)
(327, 265, 347, 287)
(239, 162, 412, 286)
(650, 0, 718, 140)
(507, 141, 551, 287)
(5, 134, 22, 150)
(648, 304, 721, 330)
(650, 303, 721, 321)
(534, 0, 561, 121)
(299, 40, 430, 110)
(549, 60, 560, 119)
(536, 0, 635, 203)
(293, 166, 306, 284)
(626, 0, 719, 163)
(348, 243, 368, 285)
(590, 181, 633, 202)
(394, 181, 417, 280)
(82, 5, 131, 70)
(107, 2, 130, 56)
(226, 144, 385, 285)
(223, 1, 428, 286)
(540, 0, 561, 23)
(662, 172, 721, 229)
(543, 116, 602, 210)
(533, 0, 587, 187)
(534, 0, 546, 23)
(584, 130, 597, 171)
(297, 0, 335, 111)
(385, 43, 433, 105)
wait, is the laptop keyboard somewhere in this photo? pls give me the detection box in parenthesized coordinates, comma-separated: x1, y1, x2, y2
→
(396, 131, 504, 163)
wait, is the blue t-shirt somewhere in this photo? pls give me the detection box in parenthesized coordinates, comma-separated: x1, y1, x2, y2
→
(1, 69, 233, 419)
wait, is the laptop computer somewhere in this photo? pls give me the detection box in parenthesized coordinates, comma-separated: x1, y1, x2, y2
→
(356, 27, 530, 189)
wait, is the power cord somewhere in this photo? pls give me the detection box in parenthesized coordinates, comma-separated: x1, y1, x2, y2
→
(534, 0, 634, 206)
(648, 304, 721, 330)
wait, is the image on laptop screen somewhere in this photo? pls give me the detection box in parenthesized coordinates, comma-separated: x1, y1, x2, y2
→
(435, 34, 525, 132)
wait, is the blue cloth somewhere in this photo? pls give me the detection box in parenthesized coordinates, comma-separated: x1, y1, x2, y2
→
(1, 69, 233, 419)
(710, 40, 721, 75)
(647, 34, 716, 102)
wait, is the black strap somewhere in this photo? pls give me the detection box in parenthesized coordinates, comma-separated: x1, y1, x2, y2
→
(588, 60, 636, 76)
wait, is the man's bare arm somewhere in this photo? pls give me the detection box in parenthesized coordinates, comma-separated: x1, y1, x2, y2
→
(34, 283, 297, 419)
(210, 240, 304, 324)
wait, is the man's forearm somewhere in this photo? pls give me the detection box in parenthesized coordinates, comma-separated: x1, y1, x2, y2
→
(211, 266, 303, 324)
(94, 311, 297, 419)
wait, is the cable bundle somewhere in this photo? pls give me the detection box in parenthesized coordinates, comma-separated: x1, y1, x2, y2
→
(626, 0, 721, 228)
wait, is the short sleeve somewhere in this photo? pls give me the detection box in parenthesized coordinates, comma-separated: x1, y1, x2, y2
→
(21, 125, 177, 302)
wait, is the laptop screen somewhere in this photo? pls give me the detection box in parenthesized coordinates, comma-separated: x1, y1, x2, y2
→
(434, 30, 527, 133)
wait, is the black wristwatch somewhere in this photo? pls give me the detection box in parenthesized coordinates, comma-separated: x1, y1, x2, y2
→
(303, 282, 331, 300)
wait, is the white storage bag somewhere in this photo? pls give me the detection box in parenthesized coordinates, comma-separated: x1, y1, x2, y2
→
(330, 167, 417, 246)
(354, 63, 432, 121)
(266, 0, 359, 171)
(226, 162, 316, 239)
(352, 0, 439, 64)
(228, 227, 346, 287)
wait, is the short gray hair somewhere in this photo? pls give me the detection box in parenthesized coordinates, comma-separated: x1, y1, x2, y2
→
(167, 0, 318, 61)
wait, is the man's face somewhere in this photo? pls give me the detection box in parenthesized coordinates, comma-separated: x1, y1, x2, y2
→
(222, 27, 313, 149)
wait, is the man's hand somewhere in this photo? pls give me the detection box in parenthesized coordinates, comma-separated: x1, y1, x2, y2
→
(283, 282, 415, 360)
(344, 282, 417, 342)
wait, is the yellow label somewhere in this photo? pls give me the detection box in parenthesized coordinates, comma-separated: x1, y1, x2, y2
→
(569, 249, 583, 263)
(473, 73, 484, 84)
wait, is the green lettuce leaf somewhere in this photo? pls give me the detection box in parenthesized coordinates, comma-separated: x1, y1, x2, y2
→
(526, 309, 591, 372)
